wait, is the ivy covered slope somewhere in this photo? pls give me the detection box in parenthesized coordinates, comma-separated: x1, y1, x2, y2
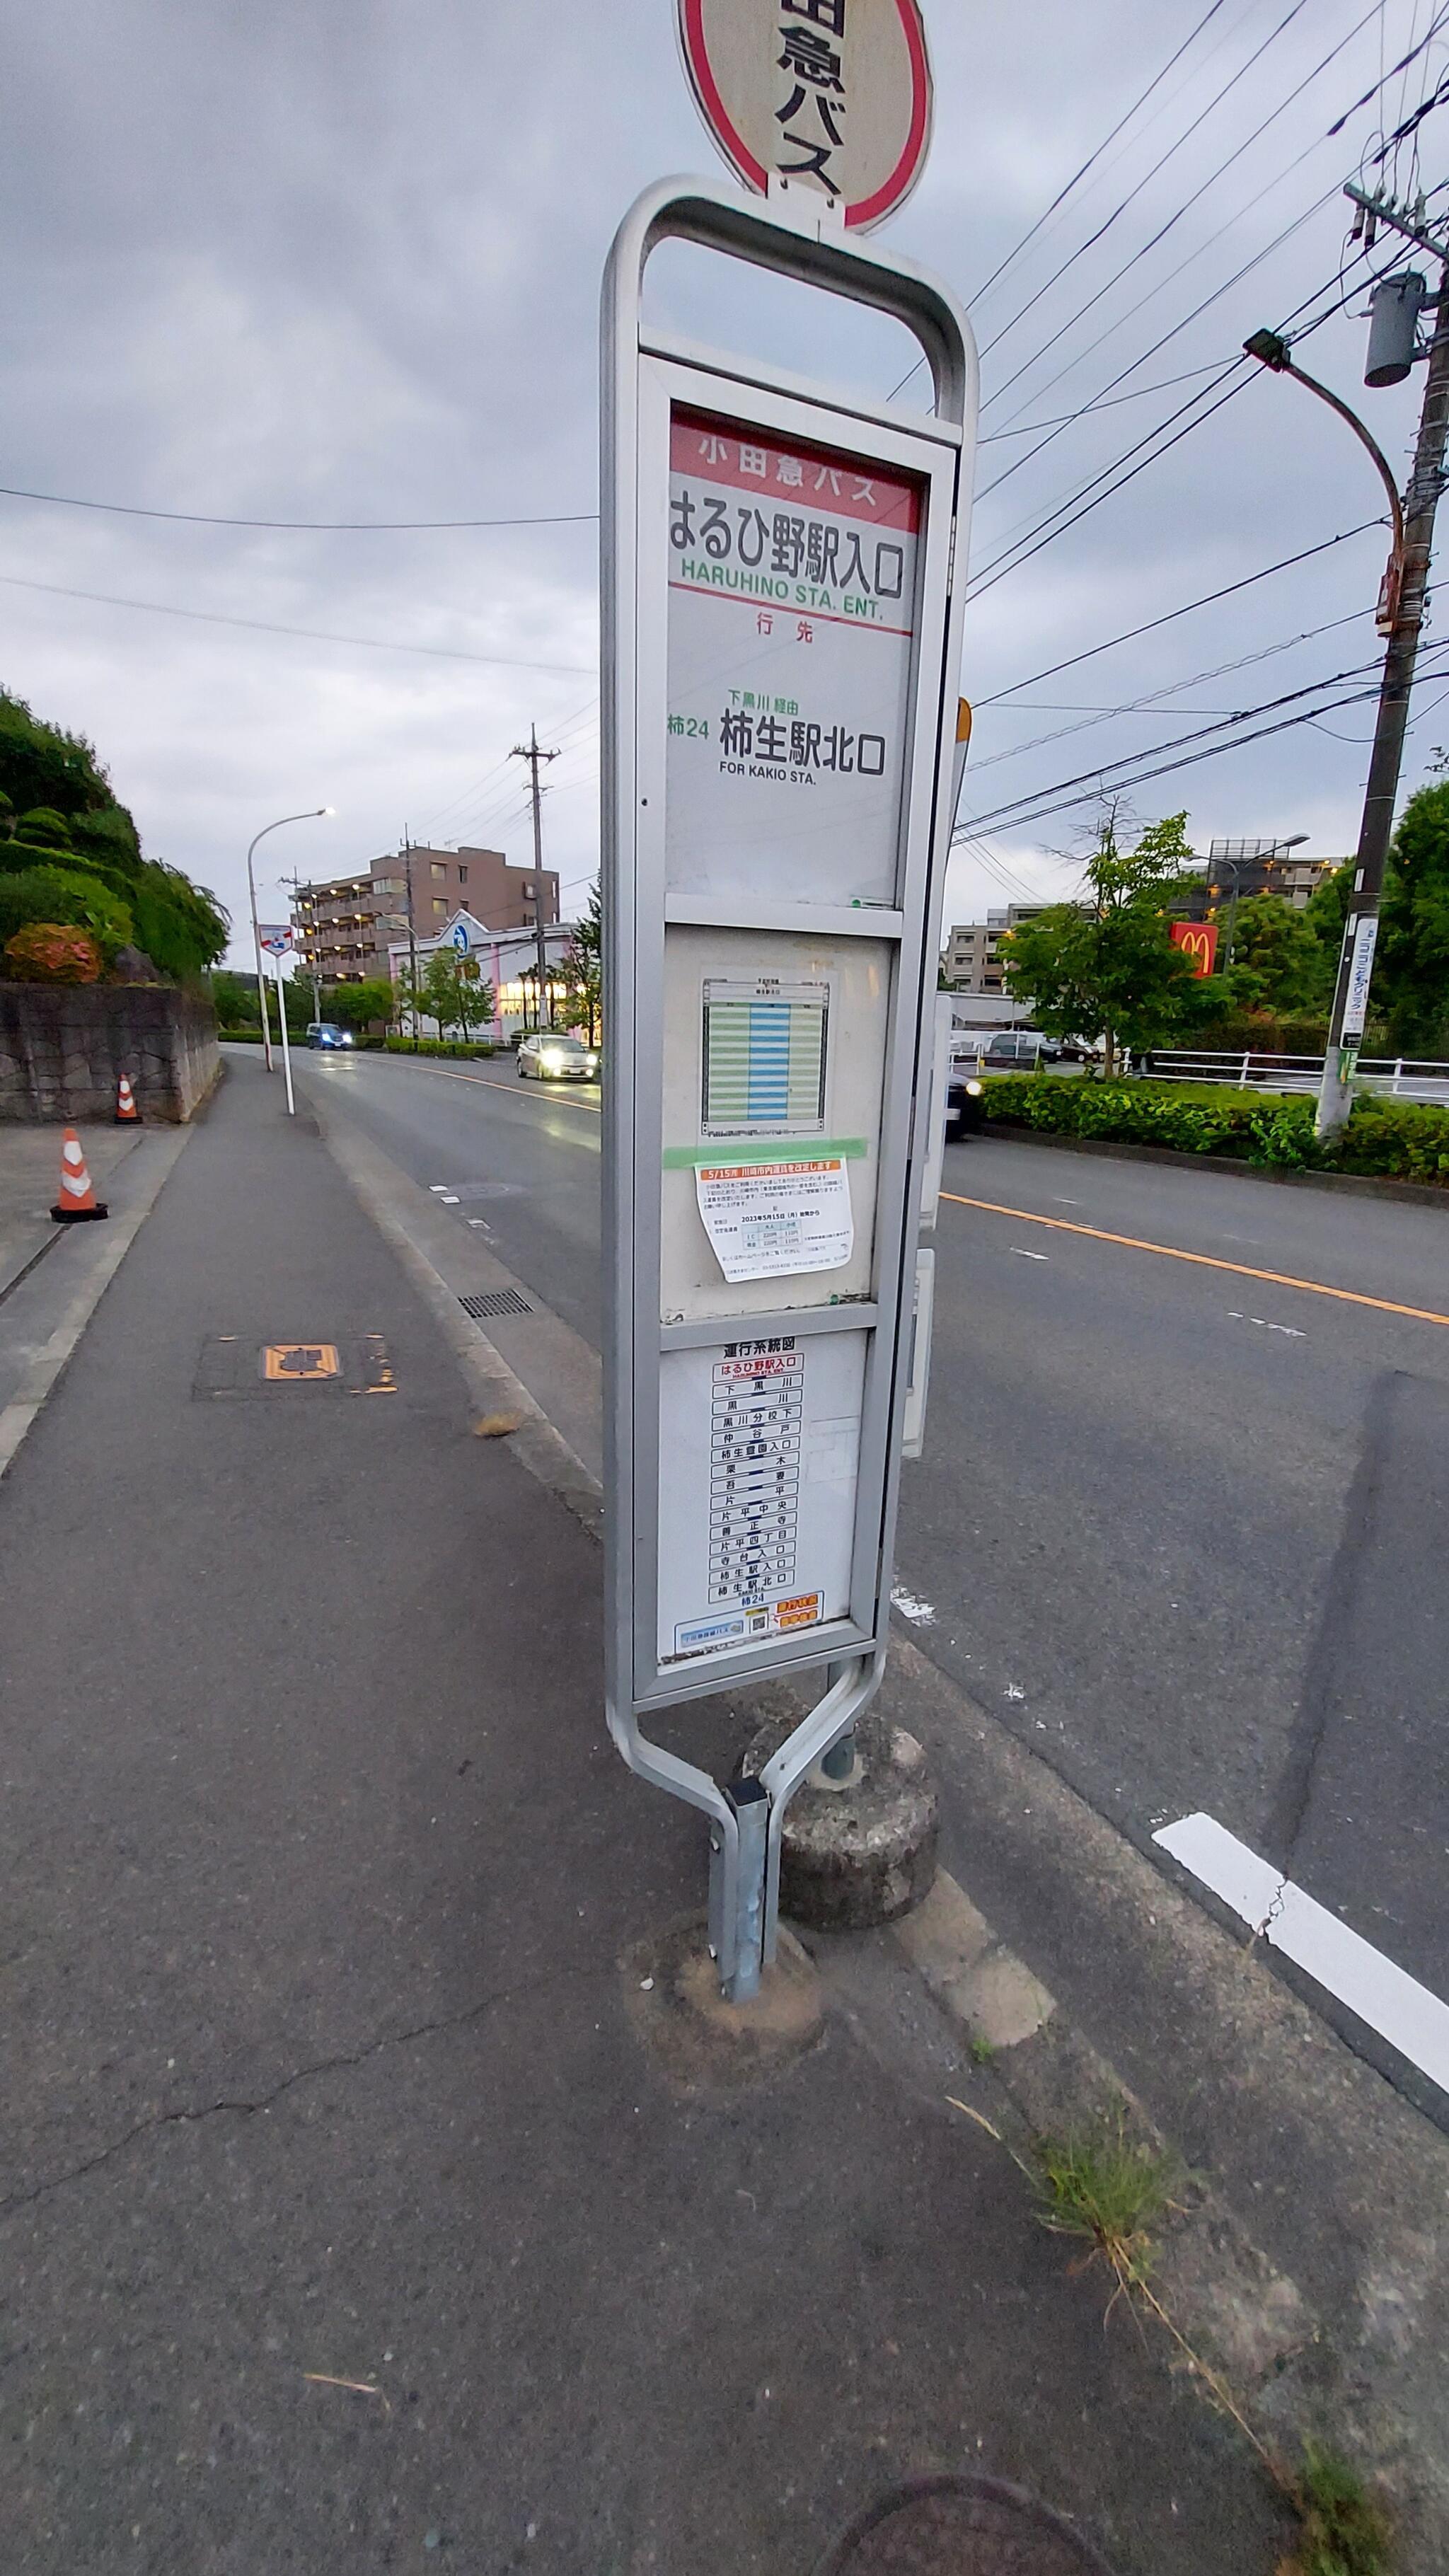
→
(981, 1075, 1449, 1188)
(0, 686, 228, 979)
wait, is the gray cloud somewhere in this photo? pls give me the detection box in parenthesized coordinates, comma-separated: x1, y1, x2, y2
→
(1, 0, 1441, 952)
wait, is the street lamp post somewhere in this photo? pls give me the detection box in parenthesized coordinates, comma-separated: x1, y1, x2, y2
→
(1246, 191, 1449, 1133)
(246, 809, 332, 1070)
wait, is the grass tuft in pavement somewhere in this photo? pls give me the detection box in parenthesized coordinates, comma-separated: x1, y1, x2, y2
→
(949, 2098, 1401, 2570)
(1032, 2106, 1178, 2289)
(1279, 2444, 1395, 2576)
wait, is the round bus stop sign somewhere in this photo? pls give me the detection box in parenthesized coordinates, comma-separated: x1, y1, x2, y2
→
(677, 0, 933, 231)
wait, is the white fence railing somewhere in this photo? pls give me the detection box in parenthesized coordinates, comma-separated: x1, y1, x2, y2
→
(1143, 1049, 1449, 1103)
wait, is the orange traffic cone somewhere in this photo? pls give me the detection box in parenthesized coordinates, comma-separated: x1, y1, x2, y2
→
(115, 1073, 141, 1125)
(51, 1128, 109, 1224)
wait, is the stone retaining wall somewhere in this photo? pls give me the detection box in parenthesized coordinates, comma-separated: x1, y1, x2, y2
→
(0, 984, 219, 1122)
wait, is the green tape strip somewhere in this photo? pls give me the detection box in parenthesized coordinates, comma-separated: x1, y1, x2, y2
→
(662, 1137, 869, 1170)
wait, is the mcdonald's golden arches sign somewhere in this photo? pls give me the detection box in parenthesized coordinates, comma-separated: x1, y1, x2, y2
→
(1170, 920, 1218, 978)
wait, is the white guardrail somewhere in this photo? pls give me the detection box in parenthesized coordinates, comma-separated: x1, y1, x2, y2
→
(1143, 1049, 1449, 1103)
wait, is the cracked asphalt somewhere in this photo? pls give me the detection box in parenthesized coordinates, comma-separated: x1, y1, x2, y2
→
(0, 1057, 1287, 2575)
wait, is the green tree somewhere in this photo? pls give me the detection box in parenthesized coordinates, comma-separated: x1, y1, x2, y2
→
(419, 947, 465, 1037)
(325, 976, 397, 1033)
(562, 874, 602, 1044)
(0, 689, 113, 819)
(208, 969, 261, 1026)
(1001, 810, 1226, 1076)
(1223, 894, 1333, 1017)
(1377, 778, 1449, 1050)
(453, 961, 495, 1041)
(393, 958, 423, 1039)
(1305, 856, 1355, 964)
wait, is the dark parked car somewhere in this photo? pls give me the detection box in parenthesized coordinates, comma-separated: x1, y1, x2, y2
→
(944, 1072, 985, 1142)
(981, 1029, 1062, 1069)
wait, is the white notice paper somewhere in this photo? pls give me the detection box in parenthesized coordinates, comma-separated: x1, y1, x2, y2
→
(695, 1158, 854, 1283)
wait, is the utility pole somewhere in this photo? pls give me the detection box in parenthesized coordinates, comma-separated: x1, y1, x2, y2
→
(511, 724, 560, 1029)
(1252, 183, 1449, 1135)
(1324, 240, 1449, 1129)
(403, 831, 420, 1049)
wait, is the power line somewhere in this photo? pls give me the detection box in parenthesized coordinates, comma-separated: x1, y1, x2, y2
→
(887, 0, 1238, 399)
(978, 0, 1324, 391)
(964, 643, 1449, 828)
(959, 645, 1449, 838)
(966, 366, 1253, 601)
(978, 359, 1233, 442)
(0, 483, 597, 533)
(965, 202, 1403, 607)
(0, 571, 595, 673)
(954, 677, 1434, 839)
(1329, 0, 1449, 133)
(964, 199, 1375, 592)
(966, 0, 1236, 316)
(965, 606, 1372, 775)
(972, 521, 1382, 706)
(420, 692, 599, 836)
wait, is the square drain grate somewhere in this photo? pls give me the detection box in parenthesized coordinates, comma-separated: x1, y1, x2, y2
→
(459, 1288, 533, 1319)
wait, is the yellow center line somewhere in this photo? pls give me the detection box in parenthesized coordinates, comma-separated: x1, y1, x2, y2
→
(938, 1189, 1449, 1330)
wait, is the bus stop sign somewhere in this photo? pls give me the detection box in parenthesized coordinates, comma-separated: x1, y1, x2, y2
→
(677, 0, 933, 229)
(601, 176, 975, 2001)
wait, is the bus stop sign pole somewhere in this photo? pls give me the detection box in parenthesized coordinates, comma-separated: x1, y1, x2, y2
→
(601, 175, 976, 2000)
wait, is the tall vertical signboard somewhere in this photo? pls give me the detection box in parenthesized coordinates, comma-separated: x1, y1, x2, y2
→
(603, 10, 974, 1999)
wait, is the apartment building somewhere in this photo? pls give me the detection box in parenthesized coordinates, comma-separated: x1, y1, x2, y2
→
(940, 903, 1053, 995)
(293, 844, 560, 983)
(1177, 838, 1337, 922)
(941, 843, 1337, 994)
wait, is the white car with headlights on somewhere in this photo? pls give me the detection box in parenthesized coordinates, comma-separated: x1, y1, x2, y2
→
(516, 1032, 599, 1082)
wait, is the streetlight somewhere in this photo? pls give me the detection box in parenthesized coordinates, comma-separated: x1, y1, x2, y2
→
(1245, 197, 1449, 1131)
(246, 809, 333, 1070)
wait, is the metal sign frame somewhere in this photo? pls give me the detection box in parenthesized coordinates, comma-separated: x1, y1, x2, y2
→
(601, 177, 974, 1994)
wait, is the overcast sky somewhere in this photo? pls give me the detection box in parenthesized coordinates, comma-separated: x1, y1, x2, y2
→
(4, 0, 1447, 961)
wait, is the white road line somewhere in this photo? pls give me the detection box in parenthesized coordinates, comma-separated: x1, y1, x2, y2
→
(1010, 1247, 1049, 1261)
(890, 1585, 936, 1624)
(1227, 1310, 1307, 1339)
(410, 1065, 601, 1114)
(1154, 1812, 1449, 2094)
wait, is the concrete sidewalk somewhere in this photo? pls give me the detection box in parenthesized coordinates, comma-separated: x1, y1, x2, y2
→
(0, 1121, 144, 1298)
(0, 1055, 1288, 2575)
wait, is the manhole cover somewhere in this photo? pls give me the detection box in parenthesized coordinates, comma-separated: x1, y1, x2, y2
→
(459, 1289, 532, 1319)
(817, 2476, 1117, 2576)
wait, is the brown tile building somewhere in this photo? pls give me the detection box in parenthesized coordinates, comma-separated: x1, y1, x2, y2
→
(293, 844, 560, 983)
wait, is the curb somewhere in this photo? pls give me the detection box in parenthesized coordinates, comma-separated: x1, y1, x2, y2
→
(0, 1127, 190, 1484)
(891, 1868, 1317, 2398)
(311, 1092, 602, 1540)
(317, 1085, 1448, 2563)
(980, 1119, 1449, 1210)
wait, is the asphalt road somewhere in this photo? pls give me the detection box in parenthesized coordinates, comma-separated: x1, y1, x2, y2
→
(299, 1048, 1449, 2039)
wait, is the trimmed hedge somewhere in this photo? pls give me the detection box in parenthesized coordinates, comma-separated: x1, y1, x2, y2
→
(0, 862, 133, 961)
(219, 1027, 385, 1049)
(981, 1075, 1449, 1188)
(383, 1034, 499, 1057)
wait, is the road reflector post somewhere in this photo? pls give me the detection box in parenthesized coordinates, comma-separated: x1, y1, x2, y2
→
(601, 177, 974, 1997)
